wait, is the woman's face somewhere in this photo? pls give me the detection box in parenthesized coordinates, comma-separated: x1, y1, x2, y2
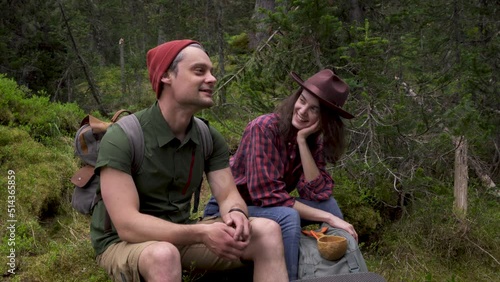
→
(291, 89, 321, 130)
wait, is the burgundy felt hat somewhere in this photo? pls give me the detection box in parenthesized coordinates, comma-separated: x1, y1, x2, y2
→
(147, 39, 199, 98)
(290, 69, 354, 119)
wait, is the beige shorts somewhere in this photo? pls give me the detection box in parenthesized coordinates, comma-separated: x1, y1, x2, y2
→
(96, 216, 246, 282)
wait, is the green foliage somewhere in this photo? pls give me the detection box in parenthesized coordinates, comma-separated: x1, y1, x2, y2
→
(0, 74, 84, 143)
(227, 33, 251, 54)
(205, 116, 248, 152)
(2, 215, 109, 282)
(73, 66, 155, 114)
(1, 219, 40, 258)
(332, 163, 390, 236)
(0, 1, 67, 96)
(370, 192, 500, 281)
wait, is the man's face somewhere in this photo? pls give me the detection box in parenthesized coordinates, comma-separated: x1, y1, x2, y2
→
(162, 46, 216, 109)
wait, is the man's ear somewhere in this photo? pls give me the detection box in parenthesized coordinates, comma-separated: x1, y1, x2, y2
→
(160, 72, 172, 85)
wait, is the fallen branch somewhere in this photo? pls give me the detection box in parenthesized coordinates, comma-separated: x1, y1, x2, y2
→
(466, 237, 500, 267)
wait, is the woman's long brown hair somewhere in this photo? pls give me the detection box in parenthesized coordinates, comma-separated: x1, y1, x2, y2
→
(275, 88, 346, 164)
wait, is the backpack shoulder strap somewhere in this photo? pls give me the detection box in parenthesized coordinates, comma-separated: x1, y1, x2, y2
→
(192, 117, 213, 214)
(194, 117, 213, 160)
(94, 114, 143, 233)
(116, 114, 144, 173)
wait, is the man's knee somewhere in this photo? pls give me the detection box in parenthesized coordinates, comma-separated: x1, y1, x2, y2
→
(139, 242, 182, 280)
(247, 218, 285, 265)
(251, 218, 284, 245)
(141, 242, 180, 265)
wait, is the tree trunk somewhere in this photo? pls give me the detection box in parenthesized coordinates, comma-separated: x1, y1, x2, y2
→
(59, 1, 107, 117)
(68, 72, 72, 103)
(453, 136, 468, 218)
(215, 0, 226, 106)
(86, 0, 107, 66)
(249, 0, 275, 49)
(157, 5, 166, 44)
(469, 155, 499, 197)
(349, 0, 363, 24)
(119, 38, 126, 96)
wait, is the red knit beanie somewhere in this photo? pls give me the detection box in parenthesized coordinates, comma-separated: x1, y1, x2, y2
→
(146, 39, 199, 98)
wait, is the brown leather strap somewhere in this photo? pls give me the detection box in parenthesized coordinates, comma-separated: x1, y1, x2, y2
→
(70, 165, 94, 187)
(79, 109, 132, 129)
(111, 109, 132, 122)
(79, 115, 90, 127)
(89, 115, 112, 134)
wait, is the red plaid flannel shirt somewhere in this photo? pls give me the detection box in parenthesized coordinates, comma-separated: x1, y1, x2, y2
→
(230, 113, 334, 207)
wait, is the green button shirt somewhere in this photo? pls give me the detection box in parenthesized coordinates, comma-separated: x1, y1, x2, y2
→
(90, 102, 229, 255)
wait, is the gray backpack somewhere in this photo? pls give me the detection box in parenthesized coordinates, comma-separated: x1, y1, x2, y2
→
(298, 224, 368, 279)
(70, 110, 212, 215)
(71, 110, 141, 215)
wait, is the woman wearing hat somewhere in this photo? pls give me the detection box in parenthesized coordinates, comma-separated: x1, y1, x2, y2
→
(204, 69, 358, 280)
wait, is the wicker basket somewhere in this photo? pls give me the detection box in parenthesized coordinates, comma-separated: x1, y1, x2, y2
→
(317, 235, 347, 261)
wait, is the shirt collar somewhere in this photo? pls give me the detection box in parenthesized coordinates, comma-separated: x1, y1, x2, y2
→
(151, 102, 200, 147)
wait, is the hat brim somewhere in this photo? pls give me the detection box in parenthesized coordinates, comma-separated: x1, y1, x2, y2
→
(290, 72, 354, 119)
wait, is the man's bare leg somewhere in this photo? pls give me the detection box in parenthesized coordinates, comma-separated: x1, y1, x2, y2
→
(243, 218, 288, 282)
(138, 242, 182, 282)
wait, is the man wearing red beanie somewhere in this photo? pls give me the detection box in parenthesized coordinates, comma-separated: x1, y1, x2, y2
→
(90, 40, 288, 282)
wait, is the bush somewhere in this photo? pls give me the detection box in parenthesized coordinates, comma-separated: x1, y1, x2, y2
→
(371, 192, 500, 282)
(0, 74, 84, 143)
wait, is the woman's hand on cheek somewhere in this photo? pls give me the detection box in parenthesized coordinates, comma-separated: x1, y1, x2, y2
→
(297, 120, 321, 140)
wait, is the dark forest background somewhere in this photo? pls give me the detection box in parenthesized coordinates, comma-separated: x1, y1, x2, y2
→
(0, 0, 498, 281)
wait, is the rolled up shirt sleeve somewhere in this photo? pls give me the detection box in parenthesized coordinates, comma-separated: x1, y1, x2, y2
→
(296, 139, 334, 201)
